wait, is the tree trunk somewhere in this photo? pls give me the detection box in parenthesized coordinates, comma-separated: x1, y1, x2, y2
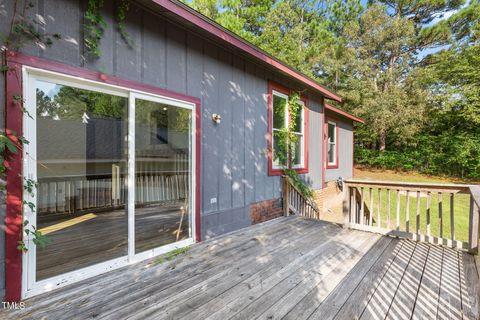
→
(379, 130, 386, 152)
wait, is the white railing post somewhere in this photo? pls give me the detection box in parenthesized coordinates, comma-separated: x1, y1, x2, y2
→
(469, 195, 479, 254)
(342, 185, 351, 228)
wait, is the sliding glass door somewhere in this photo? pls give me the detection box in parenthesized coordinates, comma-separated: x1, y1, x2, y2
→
(23, 68, 195, 297)
(134, 96, 192, 254)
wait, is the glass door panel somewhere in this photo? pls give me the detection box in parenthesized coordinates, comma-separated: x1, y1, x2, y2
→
(35, 79, 128, 280)
(134, 98, 192, 253)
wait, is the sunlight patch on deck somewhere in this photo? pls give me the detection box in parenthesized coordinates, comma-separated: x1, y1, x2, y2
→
(39, 213, 97, 235)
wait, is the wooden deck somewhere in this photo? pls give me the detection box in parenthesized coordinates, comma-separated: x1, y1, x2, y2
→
(3, 217, 479, 320)
(36, 202, 188, 280)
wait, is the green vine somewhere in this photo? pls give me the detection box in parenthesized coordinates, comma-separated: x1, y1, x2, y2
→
(84, 0, 134, 58)
(84, 0, 107, 58)
(17, 220, 50, 252)
(274, 92, 314, 199)
(0, 0, 63, 252)
(117, 0, 134, 48)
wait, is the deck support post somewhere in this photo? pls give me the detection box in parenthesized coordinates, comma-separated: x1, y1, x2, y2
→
(468, 194, 479, 254)
(282, 177, 290, 217)
(343, 186, 351, 228)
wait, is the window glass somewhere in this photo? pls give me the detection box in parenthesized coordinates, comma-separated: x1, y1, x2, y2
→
(35, 80, 128, 280)
(328, 122, 336, 165)
(292, 134, 303, 166)
(292, 104, 303, 133)
(273, 94, 286, 129)
(134, 99, 192, 253)
(273, 130, 287, 167)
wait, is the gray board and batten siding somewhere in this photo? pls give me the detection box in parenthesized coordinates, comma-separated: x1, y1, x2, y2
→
(325, 113, 354, 183)
(0, 0, 353, 296)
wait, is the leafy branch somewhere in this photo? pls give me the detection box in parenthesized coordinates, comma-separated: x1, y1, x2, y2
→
(17, 220, 50, 252)
(1, 0, 61, 52)
(84, 0, 134, 58)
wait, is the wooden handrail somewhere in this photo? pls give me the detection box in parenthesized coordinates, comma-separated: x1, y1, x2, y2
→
(282, 176, 320, 219)
(343, 179, 480, 253)
(344, 179, 471, 194)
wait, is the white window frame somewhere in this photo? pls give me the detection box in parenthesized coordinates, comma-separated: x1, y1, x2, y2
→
(291, 101, 305, 169)
(327, 120, 337, 167)
(22, 66, 196, 298)
(272, 90, 289, 169)
(271, 91, 305, 170)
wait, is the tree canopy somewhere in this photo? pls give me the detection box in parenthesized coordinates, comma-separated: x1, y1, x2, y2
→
(183, 0, 480, 179)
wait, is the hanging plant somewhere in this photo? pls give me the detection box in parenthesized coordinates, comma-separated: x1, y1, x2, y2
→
(117, 0, 134, 48)
(84, 0, 134, 58)
(84, 0, 107, 58)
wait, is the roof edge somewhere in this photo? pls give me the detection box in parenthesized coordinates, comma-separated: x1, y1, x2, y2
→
(149, 0, 342, 102)
(325, 104, 364, 123)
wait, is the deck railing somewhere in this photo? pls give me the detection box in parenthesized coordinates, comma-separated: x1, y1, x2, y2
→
(37, 173, 189, 216)
(282, 176, 320, 219)
(343, 179, 480, 252)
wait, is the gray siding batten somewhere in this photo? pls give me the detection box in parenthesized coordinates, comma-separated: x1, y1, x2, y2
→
(202, 42, 220, 215)
(142, 10, 167, 88)
(231, 58, 246, 209)
(305, 97, 324, 190)
(217, 50, 233, 212)
(115, 4, 142, 82)
(166, 24, 187, 94)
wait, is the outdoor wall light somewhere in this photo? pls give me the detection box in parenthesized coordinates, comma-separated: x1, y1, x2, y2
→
(212, 113, 222, 124)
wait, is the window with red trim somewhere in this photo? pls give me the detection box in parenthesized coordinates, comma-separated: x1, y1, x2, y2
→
(268, 82, 308, 176)
(326, 120, 339, 168)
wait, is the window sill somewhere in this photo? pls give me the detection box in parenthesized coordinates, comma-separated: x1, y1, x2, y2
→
(268, 167, 308, 176)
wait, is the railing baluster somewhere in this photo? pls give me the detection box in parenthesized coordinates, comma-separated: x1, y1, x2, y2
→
(352, 187, 357, 224)
(396, 190, 400, 232)
(416, 191, 421, 240)
(427, 192, 431, 240)
(406, 190, 410, 233)
(360, 187, 365, 225)
(369, 188, 373, 226)
(438, 192, 443, 240)
(377, 188, 381, 228)
(450, 193, 455, 241)
(387, 189, 391, 229)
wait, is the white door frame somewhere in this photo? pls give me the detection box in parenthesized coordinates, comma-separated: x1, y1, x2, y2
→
(21, 66, 196, 299)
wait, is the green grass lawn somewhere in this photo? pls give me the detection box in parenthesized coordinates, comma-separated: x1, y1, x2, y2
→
(353, 167, 475, 243)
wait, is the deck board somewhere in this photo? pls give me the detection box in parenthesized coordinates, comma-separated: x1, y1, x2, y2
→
(303, 236, 394, 320)
(1, 217, 478, 320)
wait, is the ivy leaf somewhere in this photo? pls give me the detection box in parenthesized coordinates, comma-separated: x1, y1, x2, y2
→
(17, 241, 28, 252)
(0, 135, 18, 154)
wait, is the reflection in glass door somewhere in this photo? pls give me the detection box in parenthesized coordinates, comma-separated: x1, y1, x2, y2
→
(34, 79, 128, 281)
(134, 97, 192, 253)
(23, 69, 196, 296)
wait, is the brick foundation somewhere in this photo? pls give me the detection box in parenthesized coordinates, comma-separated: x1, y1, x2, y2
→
(250, 198, 284, 224)
(314, 181, 345, 214)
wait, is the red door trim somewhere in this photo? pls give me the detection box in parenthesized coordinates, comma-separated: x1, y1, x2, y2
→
(4, 59, 24, 302)
(3, 51, 202, 301)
